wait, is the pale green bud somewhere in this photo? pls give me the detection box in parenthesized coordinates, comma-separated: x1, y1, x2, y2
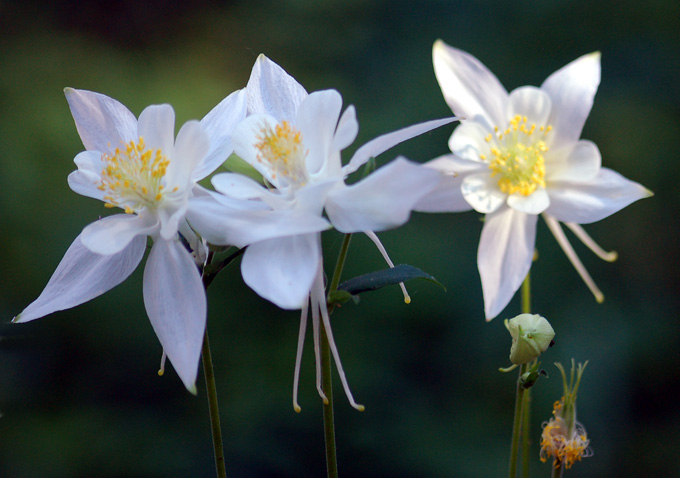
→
(504, 314, 555, 364)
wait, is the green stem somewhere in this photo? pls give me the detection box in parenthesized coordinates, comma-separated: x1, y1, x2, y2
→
(509, 363, 528, 478)
(200, 250, 227, 478)
(321, 322, 338, 478)
(520, 272, 532, 478)
(202, 328, 226, 478)
(321, 233, 353, 478)
(551, 461, 564, 478)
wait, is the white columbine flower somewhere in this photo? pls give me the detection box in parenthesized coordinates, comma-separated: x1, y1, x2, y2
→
(191, 55, 454, 411)
(415, 40, 652, 320)
(14, 87, 247, 392)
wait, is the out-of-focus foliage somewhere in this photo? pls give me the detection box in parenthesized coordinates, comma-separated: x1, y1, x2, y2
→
(1, 0, 677, 476)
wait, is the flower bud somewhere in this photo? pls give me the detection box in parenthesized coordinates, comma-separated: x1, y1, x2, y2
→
(504, 314, 555, 364)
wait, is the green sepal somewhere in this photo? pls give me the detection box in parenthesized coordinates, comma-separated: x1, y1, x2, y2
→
(338, 264, 444, 296)
(519, 362, 548, 390)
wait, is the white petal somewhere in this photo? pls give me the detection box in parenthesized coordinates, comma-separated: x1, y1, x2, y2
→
(333, 105, 359, 151)
(232, 114, 282, 186)
(415, 154, 476, 212)
(422, 153, 488, 175)
(326, 157, 441, 232)
(14, 234, 145, 323)
(448, 120, 492, 162)
(137, 104, 175, 155)
(246, 54, 308, 120)
(541, 52, 601, 146)
(143, 239, 206, 392)
(345, 116, 457, 175)
(212, 172, 270, 200)
(432, 40, 508, 126)
(64, 88, 138, 153)
(507, 188, 550, 214)
(188, 193, 329, 248)
(461, 173, 506, 214)
(507, 87, 552, 126)
(545, 140, 601, 182)
(546, 168, 652, 224)
(167, 120, 210, 189)
(196, 88, 247, 180)
(81, 214, 158, 255)
(296, 90, 343, 177)
(241, 234, 320, 310)
(68, 151, 106, 201)
(478, 208, 537, 320)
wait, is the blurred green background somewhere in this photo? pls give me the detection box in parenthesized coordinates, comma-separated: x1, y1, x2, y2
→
(0, 0, 677, 476)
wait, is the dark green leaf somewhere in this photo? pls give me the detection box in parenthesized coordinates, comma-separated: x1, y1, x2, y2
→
(338, 264, 444, 296)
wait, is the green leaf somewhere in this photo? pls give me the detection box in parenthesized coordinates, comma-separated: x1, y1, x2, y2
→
(338, 264, 444, 296)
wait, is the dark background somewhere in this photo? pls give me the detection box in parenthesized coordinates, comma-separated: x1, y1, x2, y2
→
(1, 0, 677, 476)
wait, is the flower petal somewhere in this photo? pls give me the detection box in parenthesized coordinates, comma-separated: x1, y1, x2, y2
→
(345, 116, 457, 175)
(167, 120, 209, 190)
(81, 214, 158, 255)
(545, 140, 601, 182)
(67, 151, 106, 201)
(541, 52, 601, 146)
(137, 104, 175, 155)
(296, 90, 343, 178)
(507, 187, 550, 215)
(326, 157, 441, 232)
(507, 87, 552, 126)
(461, 172, 506, 214)
(246, 54, 308, 120)
(448, 120, 492, 162)
(432, 39, 508, 126)
(232, 114, 282, 186)
(187, 191, 329, 248)
(333, 104, 359, 151)
(14, 233, 145, 323)
(196, 88, 247, 181)
(478, 208, 537, 320)
(545, 168, 652, 224)
(241, 234, 321, 310)
(143, 238, 206, 392)
(64, 88, 138, 154)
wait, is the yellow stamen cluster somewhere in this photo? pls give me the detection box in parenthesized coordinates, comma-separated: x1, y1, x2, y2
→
(539, 401, 592, 469)
(98, 137, 170, 214)
(254, 121, 308, 188)
(483, 115, 551, 196)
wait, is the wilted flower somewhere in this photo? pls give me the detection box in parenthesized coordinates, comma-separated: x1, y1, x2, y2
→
(416, 40, 652, 320)
(540, 360, 593, 470)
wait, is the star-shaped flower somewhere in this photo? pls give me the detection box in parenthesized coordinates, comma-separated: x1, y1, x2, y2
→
(14, 88, 247, 391)
(416, 40, 652, 320)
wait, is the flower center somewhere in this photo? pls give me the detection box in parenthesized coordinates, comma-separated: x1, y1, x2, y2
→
(482, 115, 551, 196)
(255, 120, 308, 188)
(98, 137, 171, 214)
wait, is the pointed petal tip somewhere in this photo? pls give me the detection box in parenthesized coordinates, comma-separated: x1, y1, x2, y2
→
(11, 315, 20, 324)
(644, 187, 655, 198)
(187, 383, 198, 395)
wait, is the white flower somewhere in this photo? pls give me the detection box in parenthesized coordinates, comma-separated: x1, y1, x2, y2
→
(416, 40, 652, 320)
(14, 88, 247, 392)
(194, 55, 454, 410)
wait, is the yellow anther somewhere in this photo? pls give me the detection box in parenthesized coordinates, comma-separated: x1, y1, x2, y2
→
(255, 120, 308, 188)
(98, 136, 170, 214)
(483, 117, 552, 196)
